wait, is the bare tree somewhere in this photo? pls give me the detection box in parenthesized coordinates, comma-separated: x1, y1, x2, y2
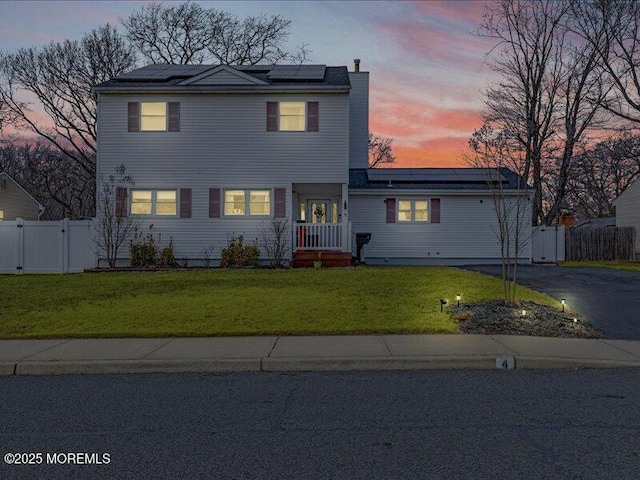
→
(368, 132, 395, 168)
(571, 0, 640, 125)
(0, 24, 136, 217)
(479, 0, 613, 225)
(91, 165, 140, 268)
(122, 2, 309, 65)
(260, 218, 290, 268)
(468, 124, 532, 305)
(565, 133, 640, 219)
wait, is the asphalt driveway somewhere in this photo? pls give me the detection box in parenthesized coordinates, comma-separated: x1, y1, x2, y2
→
(462, 265, 640, 340)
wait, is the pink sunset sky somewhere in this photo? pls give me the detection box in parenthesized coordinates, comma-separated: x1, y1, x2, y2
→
(0, 0, 497, 167)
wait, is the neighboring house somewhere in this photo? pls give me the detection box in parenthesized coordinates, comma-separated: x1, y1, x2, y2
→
(0, 172, 44, 221)
(93, 61, 531, 266)
(614, 178, 640, 259)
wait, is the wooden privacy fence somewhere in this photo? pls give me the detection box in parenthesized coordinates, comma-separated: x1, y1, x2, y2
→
(565, 226, 636, 261)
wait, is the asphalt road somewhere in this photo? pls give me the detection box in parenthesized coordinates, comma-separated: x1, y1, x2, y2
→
(1, 371, 640, 480)
(464, 265, 640, 339)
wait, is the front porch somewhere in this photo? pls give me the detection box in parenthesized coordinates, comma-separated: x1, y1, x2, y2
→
(291, 182, 352, 267)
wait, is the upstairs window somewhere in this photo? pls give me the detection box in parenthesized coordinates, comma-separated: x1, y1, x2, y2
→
(279, 102, 305, 131)
(128, 102, 180, 132)
(267, 101, 319, 132)
(140, 102, 167, 131)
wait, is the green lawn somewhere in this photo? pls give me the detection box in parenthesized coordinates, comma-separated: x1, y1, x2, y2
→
(0, 267, 557, 339)
(561, 261, 640, 272)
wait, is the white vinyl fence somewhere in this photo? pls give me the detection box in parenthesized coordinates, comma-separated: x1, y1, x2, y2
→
(531, 225, 565, 263)
(0, 219, 96, 274)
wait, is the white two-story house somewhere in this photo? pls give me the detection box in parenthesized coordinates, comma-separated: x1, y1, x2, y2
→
(94, 61, 531, 266)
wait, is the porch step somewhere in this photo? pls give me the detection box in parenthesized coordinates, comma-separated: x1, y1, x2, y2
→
(292, 251, 353, 268)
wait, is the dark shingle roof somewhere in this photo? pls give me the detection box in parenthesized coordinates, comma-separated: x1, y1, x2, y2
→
(94, 64, 350, 91)
(349, 168, 526, 191)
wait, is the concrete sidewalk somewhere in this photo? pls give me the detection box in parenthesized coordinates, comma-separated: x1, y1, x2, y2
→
(3, 334, 640, 375)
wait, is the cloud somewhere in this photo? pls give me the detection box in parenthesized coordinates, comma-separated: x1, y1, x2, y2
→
(365, 1, 494, 72)
(391, 137, 472, 168)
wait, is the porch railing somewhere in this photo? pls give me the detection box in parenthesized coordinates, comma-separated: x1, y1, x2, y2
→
(293, 222, 351, 251)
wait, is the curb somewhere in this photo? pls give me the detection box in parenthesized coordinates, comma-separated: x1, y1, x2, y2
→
(13, 359, 261, 376)
(3, 355, 640, 376)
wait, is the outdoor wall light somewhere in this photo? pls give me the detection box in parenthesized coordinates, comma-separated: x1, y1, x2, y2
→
(456, 294, 461, 307)
(440, 299, 447, 313)
(561, 298, 566, 312)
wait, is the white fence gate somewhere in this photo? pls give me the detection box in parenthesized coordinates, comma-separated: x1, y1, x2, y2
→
(0, 219, 96, 274)
(531, 225, 565, 263)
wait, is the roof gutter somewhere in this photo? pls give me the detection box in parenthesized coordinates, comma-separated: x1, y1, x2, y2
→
(91, 85, 351, 95)
(349, 188, 530, 197)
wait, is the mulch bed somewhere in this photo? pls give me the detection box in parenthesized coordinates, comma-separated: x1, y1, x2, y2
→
(451, 300, 603, 338)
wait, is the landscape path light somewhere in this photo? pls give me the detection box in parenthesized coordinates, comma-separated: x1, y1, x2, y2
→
(456, 294, 461, 307)
(561, 298, 566, 312)
(440, 299, 447, 313)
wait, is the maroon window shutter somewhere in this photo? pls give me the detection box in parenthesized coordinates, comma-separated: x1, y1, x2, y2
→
(431, 198, 441, 223)
(209, 188, 221, 218)
(115, 187, 128, 217)
(307, 102, 319, 131)
(128, 102, 139, 132)
(180, 188, 192, 218)
(274, 188, 286, 218)
(267, 102, 278, 131)
(385, 198, 396, 223)
(168, 102, 180, 132)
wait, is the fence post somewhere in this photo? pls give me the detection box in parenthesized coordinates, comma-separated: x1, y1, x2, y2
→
(16, 218, 24, 274)
(62, 218, 70, 273)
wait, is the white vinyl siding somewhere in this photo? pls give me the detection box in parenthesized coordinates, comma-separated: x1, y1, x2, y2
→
(97, 92, 348, 261)
(0, 174, 41, 221)
(140, 102, 167, 131)
(348, 72, 369, 169)
(615, 179, 640, 256)
(350, 193, 532, 263)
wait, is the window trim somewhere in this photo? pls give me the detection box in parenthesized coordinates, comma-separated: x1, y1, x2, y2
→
(130, 189, 178, 216)
(139, 102, 168, 132)
(397, 199, 430, 223)
(223, 188, 273, 218)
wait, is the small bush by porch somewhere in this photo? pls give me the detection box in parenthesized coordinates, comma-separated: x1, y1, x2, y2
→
(0, 267, 557, 339)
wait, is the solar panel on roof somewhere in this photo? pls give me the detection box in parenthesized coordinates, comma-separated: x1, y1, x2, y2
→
(268, 64, 326, 80)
